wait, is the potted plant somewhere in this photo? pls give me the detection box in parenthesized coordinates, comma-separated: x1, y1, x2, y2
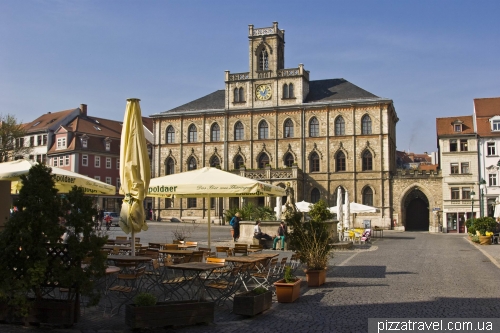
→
(233, 286, 272, 316)
(286, 200, 334, 287)
(467, 217, 497, 245)
(274, 266, 301, 303)
(0, 164, 107, 326)
(125, 292, 214, 329)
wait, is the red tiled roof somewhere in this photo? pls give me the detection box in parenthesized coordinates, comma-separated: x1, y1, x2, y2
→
(436, 115, 474, 136)
(23, 108, 78, 133)
(474, 97, 500, 117)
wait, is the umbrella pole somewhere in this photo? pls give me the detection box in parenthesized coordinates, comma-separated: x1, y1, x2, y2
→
(207, 196, 211, 249)
(131, 228, 135, 255)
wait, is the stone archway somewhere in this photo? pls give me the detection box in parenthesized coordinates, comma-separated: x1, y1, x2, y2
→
(404, 188, 429, 231)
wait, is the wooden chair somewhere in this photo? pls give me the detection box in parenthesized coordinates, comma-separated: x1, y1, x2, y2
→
(185, 241, 198, 249)
(116, 236, 127, 241)
(187, 251, 204, 262)
(165, 244, 179, 250)
(249, 244, 263, 253)
(216, 246, 230, 257)
(148, 243, 161, 250)
(107, 266, 146, 315)
(233, 247, 248, 256)
(234, 243, 248, 249)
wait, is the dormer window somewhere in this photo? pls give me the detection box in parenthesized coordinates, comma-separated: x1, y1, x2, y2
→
(82, 139, 88, 148)
(57, 137, 66, 150)
(452, 119, 463, 132)
(492, 120, 500, 131)
(454, 124, 462, 132)
(105, 142, 110, 151)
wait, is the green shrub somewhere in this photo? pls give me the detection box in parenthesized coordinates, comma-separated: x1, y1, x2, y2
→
(467, 225, 476, 236)
(471, 217, 497, 236)
(134, 292, 157, 307)
(253, 287, 268, 295)
(283, 266, 296, 283)
(470, 235, 480, 243)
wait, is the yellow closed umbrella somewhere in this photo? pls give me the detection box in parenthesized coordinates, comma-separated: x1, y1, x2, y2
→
(119, 98, 150, 254)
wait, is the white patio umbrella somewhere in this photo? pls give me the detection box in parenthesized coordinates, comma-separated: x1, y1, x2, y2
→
(0, 159, 116, 195)
(119, 98, 151, 255)
(329, 201, 377, 230)
(148, 167, 286, 247)
(295, 200, 312, 213)
(336, 187, 344, 232)
(275, 196, 282, 220)
(345, 191, 351, 229)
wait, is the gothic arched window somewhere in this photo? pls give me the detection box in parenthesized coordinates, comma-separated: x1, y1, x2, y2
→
(284, 153, 294, 167)
(165, 158, 175, 175)
(310, 152, 320, 172)
(289, 83, 294, 98)
(187, 157, 197, 171)
(166, 126, 175, 144)
(233, 88, 239, 102)
(362, 115, 372, 135)
(363, 187, 373, 206)
(362, 150, 373, 171)
(284, 119, 294, 138)
(258, 120, 269, 139)
(335, 116, 345, 136)
(311, 188, 320, 203)
(211, 123, 220, 142)
(188, 124, 197, 143)
(234, 155, 244, 169)
(234, 121, 244, 141)
(259, 48, 269, 71)
(258, 154, 269, 169)
(283, 84, 289, 99)
(239, 87, 245, 102)
(210, 156, 220, 167)
(336, 151, 346, 171)
(309, 117, 319, 137)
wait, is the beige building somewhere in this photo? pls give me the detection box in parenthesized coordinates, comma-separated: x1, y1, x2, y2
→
(436, 115, 479, 233)
(150, 22, 398, 228)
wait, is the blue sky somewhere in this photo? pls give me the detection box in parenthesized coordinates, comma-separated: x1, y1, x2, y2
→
(1, 1, 499, 154)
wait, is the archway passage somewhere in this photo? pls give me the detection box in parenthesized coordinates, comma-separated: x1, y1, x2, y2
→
(404, 189, 429, 231)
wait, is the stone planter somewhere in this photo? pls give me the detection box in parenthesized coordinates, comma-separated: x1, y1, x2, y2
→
(274, 278, 301, 303)
(125, 300, 214, 329)
(479, 235, 492, 245)
(233, 289, 272, 316)
(305, 268, 326, 287)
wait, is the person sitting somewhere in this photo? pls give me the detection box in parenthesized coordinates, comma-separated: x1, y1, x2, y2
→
(254, 220, 272, 240)
(273, 221, 287, 250)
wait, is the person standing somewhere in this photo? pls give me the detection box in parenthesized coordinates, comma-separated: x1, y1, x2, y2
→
(230, 212, 241, 242)
(273, 221, 287, 250)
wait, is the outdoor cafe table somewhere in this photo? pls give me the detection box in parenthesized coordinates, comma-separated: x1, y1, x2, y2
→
(224, 256, 267, 290)
(169, 262, 225, 300)
(107, 255, 152, 266)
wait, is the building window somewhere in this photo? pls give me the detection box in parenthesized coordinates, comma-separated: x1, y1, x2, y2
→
(283, 84, 289, 99)
(451, 187, 460, 200)
(29, 136, 34, 147)
(59, 156, 63, 166)
(210, 156, 220, 167)
(188, 124, 197, 143)
(362, 150, 373, 171)
(57, 137, 66, 149)
(211, 123, 220, 142)
(259, 48, 269, 71)
(309, 117, 319, 137)
(42, 154, 47, 164)
(95, 156, 100, 168)
(258, 121, 269, 139)
(165, 198, 172, 208)
(284, 119, 294, 138)
(105, 177, 111, 185)
(284, 153, 294, 167)
(37, 135, 42, 145)
(462, 187, 471, 199)
(65, 155, 70, 166)
(234, 121, 244, 140)
(106, 157, 112, 169)
(289, 83, 294, 98)
(43, 135, 47, 145)
(187, 157, 197, 171)
(493, 120, 500, 131)
(210, 198, 216, 209)
(336, 151, 346, 171)
(166, 126, 175, 144)
(454, 124, 462, 132)
(487, 142, 496, 156)
(82, 139, 88, 148)
(449, 140, 457, 152)
(166, 158, 175, 175)
(450, 163, 459, 174)
(362, 187, 373, 206)
(311, 188, 320, 203)
(117, 178, 121, 190)
(335, 116, 345, 136)
(94, 176, 100, 181)
(234, 88, 239, 102)
(258, 154, 269, 169)
(117, 158, 120, 169)
(187, 198, 197, 208)
(361, 115, 372, 135)
(53, 157, 58, 167)
(239, 87, 245, 102)
(461, 162, 469, 174)
(82, 155, 88, 166)
(234, 155, 244, 169)
(460, 139, 468, 151)
(310, 152, 320, 172)
(489, 174, 497, 186)
(105, 141, 111, 151)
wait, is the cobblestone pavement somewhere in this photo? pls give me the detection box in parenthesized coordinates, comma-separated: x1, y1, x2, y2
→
(2, 225, 500, 333)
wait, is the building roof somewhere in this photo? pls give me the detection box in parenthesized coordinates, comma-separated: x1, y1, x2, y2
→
(436, 115, 475, 137)
(23, 108, 79, 133)
(156, 78, 380, 115)
(474, 97, 500, 117)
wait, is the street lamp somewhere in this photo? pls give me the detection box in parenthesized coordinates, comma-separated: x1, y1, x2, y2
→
(480, 178, 487, 217)
(471, 190, 476, 224)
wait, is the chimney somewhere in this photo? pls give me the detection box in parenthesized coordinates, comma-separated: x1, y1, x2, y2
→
(80, 104, 87, 116)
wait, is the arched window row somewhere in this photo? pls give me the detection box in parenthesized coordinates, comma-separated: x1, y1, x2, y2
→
(233, 87, 245, 102)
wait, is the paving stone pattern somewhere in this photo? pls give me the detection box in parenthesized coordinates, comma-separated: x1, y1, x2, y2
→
(2, 224, 500, 333)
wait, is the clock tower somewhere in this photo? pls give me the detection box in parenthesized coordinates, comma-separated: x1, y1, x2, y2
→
(225, 22, 310, 110)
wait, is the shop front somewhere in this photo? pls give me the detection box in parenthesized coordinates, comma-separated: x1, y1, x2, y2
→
(446, 212, 474, 233)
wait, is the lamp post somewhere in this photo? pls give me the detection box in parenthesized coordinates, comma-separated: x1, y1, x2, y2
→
(471, 190, 476, 224)
(479, 178, 487, 218)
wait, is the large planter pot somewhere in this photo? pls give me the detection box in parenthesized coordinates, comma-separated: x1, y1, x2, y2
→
(273, 278, 301, 303)
(305, 268, 327, 287)
(479, 235, 492, 245)
(233, 290, 272, 316)
(125, 300, 214, 329)
(0, 298, 76, 326)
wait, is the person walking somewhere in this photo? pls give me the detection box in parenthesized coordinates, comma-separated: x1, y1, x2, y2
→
(273, 221, 287, 250)
(230, 212, 241, 242)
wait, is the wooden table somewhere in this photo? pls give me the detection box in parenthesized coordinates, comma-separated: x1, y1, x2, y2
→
(169, 262, 225, 300)
(159, 249, 194, 255)
(178, 244, 197, 249)
(248, 253, 279, 259)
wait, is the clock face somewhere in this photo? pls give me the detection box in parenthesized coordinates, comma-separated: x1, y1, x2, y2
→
(256, 84, 272, 101)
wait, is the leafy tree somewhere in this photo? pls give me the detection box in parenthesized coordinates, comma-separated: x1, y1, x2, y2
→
(0, 114, 32, 162)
